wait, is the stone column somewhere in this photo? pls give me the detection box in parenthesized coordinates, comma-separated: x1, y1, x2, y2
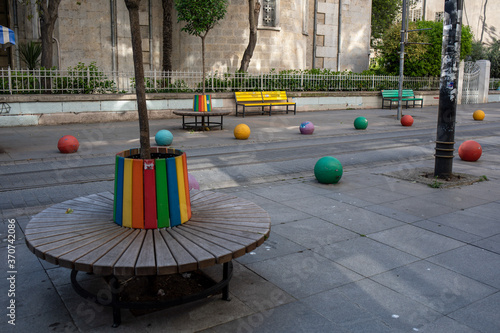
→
(477, 60, 491, 103)
(456, 60, 464, 104)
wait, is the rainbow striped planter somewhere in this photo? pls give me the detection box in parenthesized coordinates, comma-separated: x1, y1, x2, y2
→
(113, 147, 191, 229)
(193, 94, 212, 112)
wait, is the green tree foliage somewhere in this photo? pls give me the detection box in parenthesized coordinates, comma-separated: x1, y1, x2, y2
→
(175, 0, 228, 93)
(488, 41, 500, 78)
(470, 39, 500, 78)
(378, 20, 473, 77)
(371, 0, 401, 46)
(18, 41, 42, 70)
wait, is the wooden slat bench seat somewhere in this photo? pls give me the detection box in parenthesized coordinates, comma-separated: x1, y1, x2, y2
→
(262, 91, 297, 116)
(26, 190, 270, 275)
(234, 91, 296, 117)
(25, 190, 271, 326)
(173, 110, 231, 130)
(381, 89, 423, 109)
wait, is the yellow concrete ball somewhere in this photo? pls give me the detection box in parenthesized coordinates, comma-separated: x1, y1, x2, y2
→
(473, 110, 485, 121)
(234, 124, 251, 140)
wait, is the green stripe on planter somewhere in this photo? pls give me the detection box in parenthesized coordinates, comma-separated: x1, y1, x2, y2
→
(155, 159, 170, 228)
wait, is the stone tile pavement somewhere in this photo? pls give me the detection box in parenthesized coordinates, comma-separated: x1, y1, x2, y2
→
(1, 103, 499, 332)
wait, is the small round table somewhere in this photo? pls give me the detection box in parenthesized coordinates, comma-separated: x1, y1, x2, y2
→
(173, 110, 232, 130)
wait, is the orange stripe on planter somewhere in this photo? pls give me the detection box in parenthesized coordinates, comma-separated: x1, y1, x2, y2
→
(132, 159, 144, 229)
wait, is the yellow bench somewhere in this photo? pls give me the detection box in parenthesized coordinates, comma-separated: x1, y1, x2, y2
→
(234, 91, 296, 117)
(262, 91, 297, 116)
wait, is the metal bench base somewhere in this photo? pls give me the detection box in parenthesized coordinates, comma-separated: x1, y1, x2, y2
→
(70, 261, 233, 328)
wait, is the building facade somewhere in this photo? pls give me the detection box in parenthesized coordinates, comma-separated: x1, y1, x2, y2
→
(3, 0, 372, 74)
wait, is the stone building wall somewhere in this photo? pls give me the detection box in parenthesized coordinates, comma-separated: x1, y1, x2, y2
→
(314, 0, 371, 72)
(171, 0, 309, 74)
(10, 0, 372, 74)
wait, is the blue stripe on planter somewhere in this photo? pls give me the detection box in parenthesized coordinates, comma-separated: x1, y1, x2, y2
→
(167, 157, 181, 227)
(115, 156, 124, 226)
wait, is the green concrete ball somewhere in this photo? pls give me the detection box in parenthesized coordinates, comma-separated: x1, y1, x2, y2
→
(354, 116, 368, 130)
(314, 156, 343, 184)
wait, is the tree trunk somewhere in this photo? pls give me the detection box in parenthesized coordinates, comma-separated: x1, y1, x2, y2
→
(125, 0, 151, 159)
(239, 1, 260, 72)
(162, 0, 173, 72)
(39, 0, 61, 69)
(480, 0, 488, 43)
(201, 34, 206, 94)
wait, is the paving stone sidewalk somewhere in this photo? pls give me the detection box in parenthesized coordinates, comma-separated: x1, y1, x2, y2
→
(1, 103, 499, 332)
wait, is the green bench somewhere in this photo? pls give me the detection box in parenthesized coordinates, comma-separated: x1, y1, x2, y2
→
(381, 90, 423, 109)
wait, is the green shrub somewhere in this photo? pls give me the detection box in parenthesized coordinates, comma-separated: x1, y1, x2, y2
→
(53, 62, 117, 94)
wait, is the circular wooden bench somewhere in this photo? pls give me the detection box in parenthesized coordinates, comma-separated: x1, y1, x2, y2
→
(25, 190, 271, 326)
(173, 110, 232, 130)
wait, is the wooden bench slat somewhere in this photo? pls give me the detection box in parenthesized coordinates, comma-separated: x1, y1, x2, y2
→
(135, 230, 157, 276)
(187, 221, 271, 240)
(92, 230, 142, 276)
(58, 228, 132, 270)
(167, 229, 216, 269)
(30, 225, 118, 257)
(158, 229, 198, 273)
(153, 230, 178, 275)
(190, 191, 231, 204)
(74, 228, 136, 272)
(172, 228, 234, 264)
(25, 224, 114, 240)
(43, 228, 124, 265)
(186, 224, 257, 254)
(181, 226, 247, 258)
(113, 230, 147, 276)
(189, 217, 271, 227)
(187, 222, 265, 241)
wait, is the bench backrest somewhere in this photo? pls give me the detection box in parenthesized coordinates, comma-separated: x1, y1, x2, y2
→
(262, 91, 288, 101)
(382, 89, 415, 98)
(235, 91, 263, 103)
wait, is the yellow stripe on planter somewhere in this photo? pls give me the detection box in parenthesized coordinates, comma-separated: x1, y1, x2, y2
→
(175, 155, 188, 223)
(122, 158, 133, 228)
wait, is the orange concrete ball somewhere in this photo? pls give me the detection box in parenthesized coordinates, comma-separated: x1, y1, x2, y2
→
(473, 110, 485, 121)
(57, 135, 79, 154)
(401, 115, 414, 126)
(458, 140, 482, 162)
(234, 124, 251, 140)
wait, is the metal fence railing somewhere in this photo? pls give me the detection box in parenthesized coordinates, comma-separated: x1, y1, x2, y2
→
(490, 78, 500, 90)
(0, 67, 458, 95)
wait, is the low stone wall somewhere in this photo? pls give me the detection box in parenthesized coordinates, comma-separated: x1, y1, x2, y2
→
(0, 90, 442, 127)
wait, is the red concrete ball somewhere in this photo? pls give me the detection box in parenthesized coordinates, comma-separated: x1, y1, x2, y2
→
(401, 115, 414, 126)
(458, 140, 482, 162)
(57, 135, 80, 154)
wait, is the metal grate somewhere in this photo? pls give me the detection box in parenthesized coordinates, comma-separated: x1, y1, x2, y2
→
(462, 61, 480, 104)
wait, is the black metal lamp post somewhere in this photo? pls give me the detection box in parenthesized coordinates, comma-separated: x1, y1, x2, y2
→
(434, 0, 463, 178)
